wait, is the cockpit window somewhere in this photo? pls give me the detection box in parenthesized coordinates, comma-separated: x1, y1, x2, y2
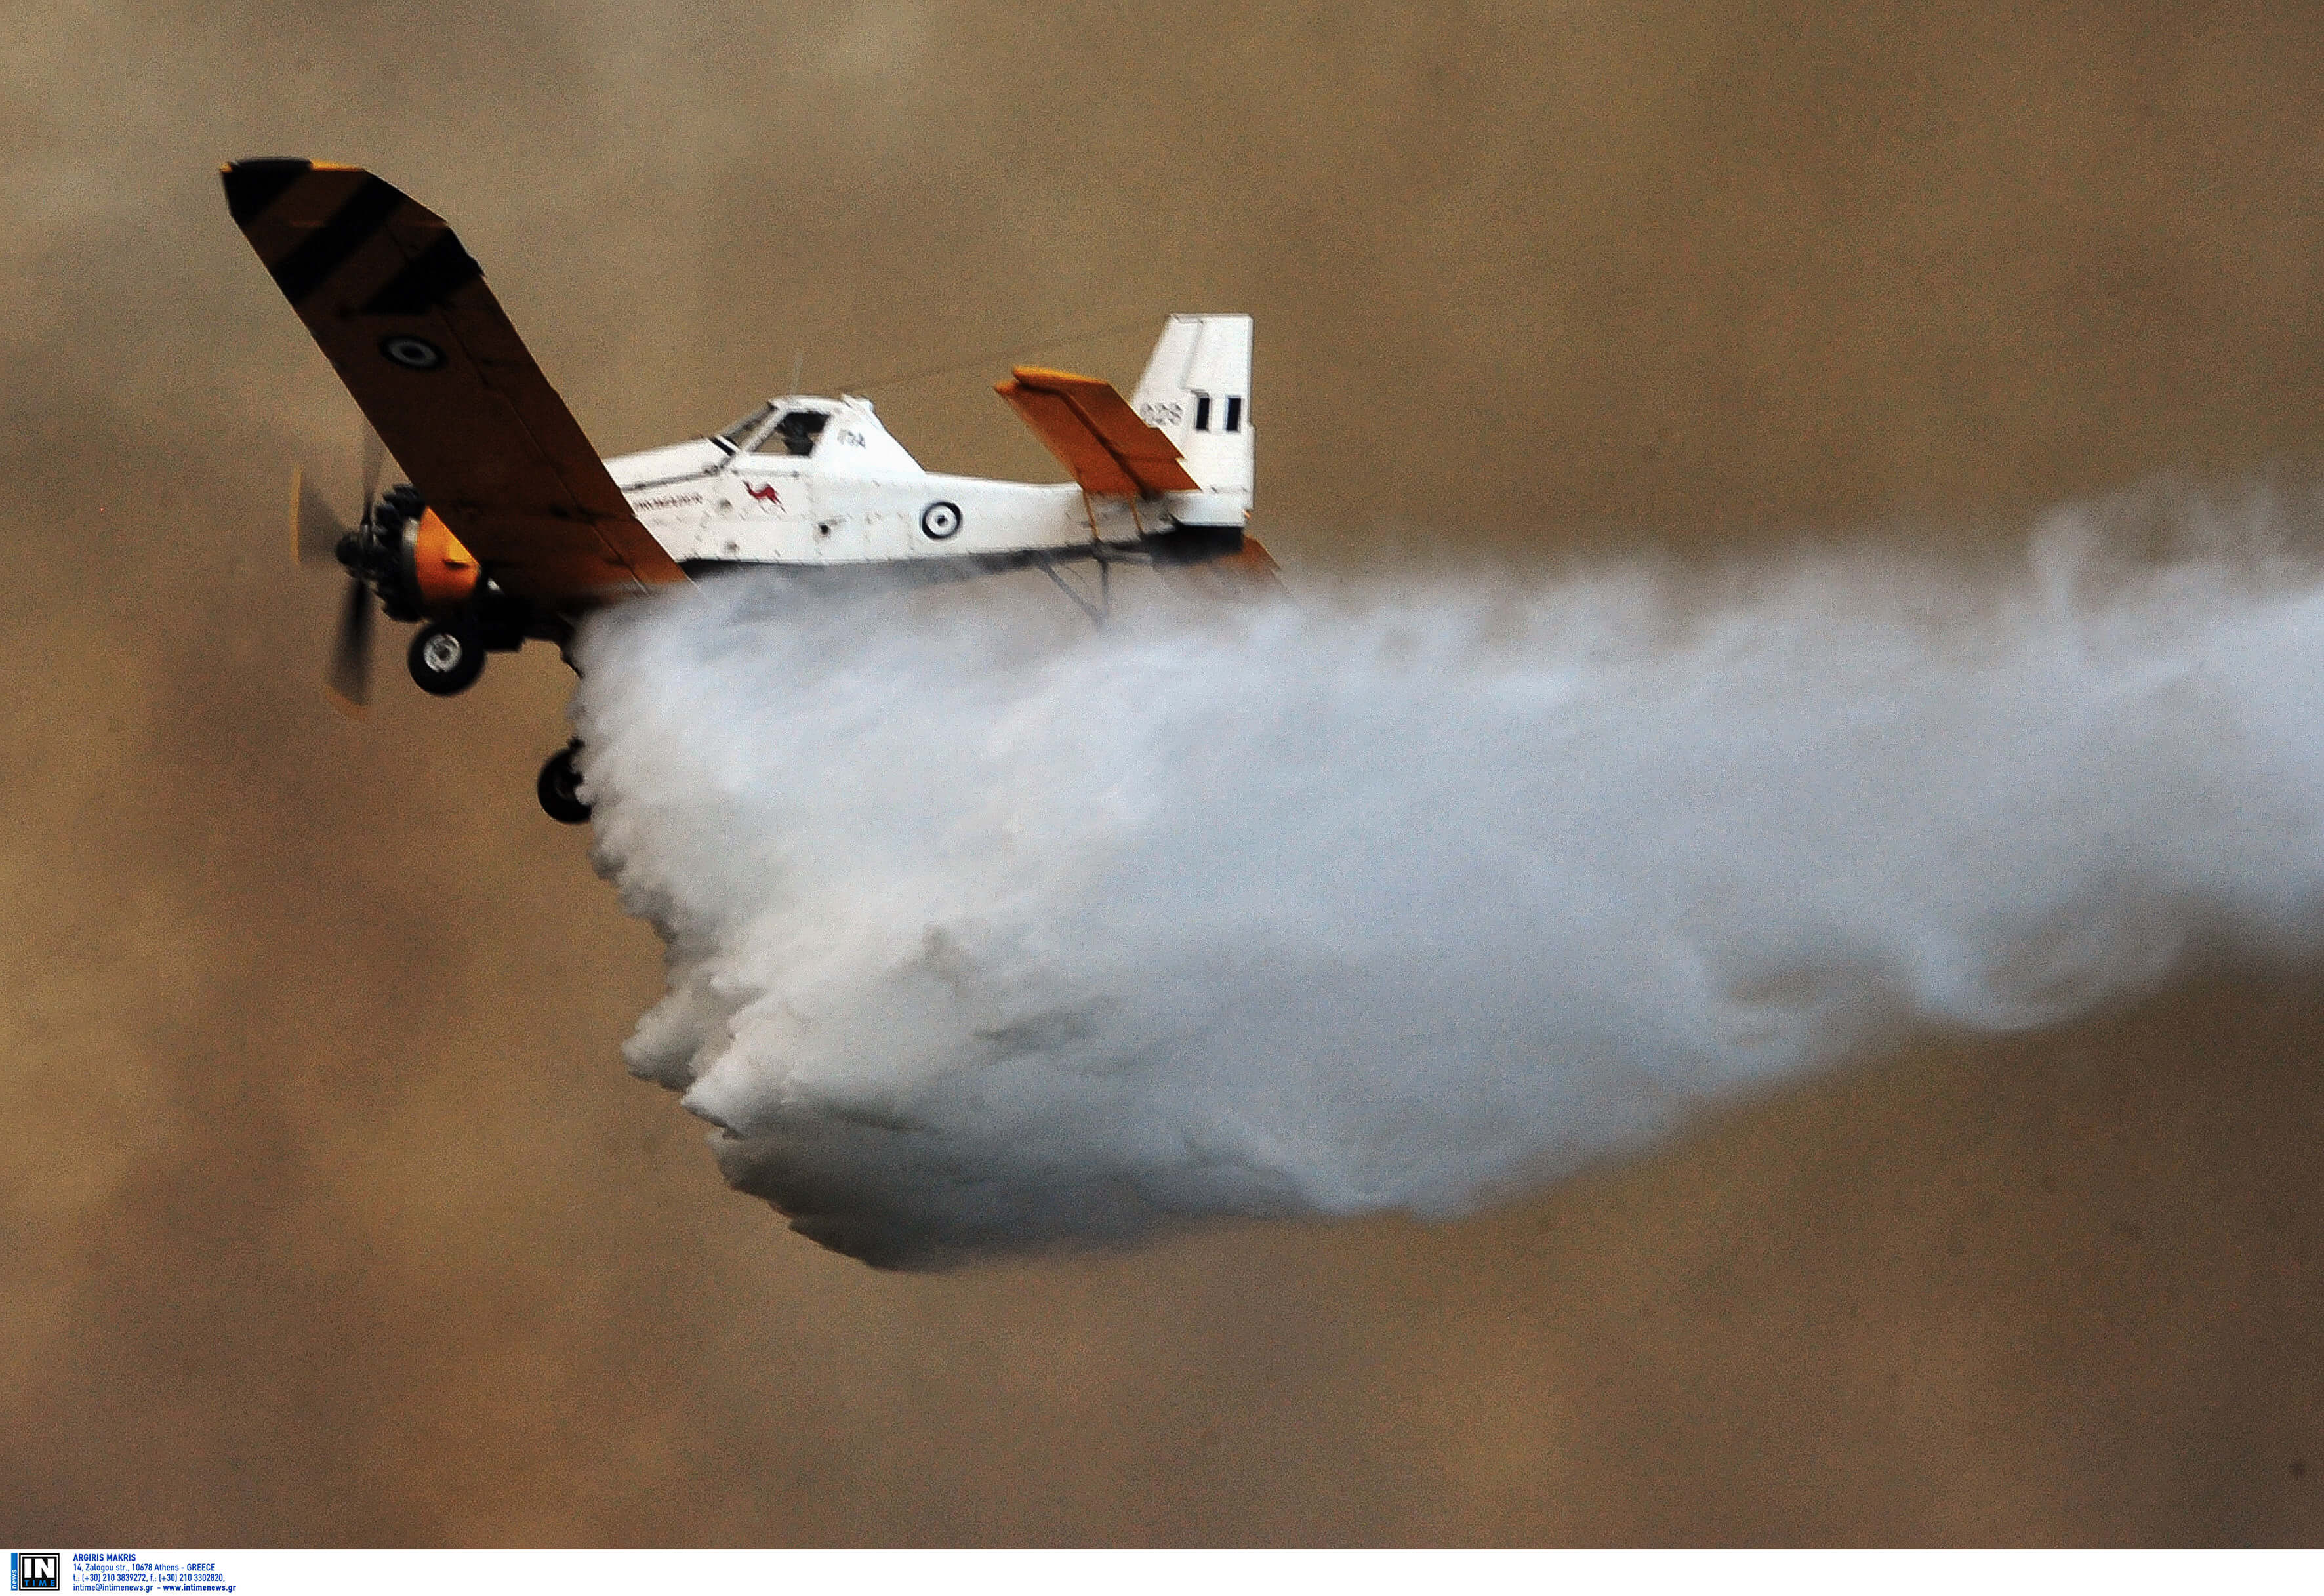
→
(752, 409, 830, 457)
(712, 403, 777, 453)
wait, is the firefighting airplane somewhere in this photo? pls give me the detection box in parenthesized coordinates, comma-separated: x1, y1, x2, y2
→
(222, 158, 1271, 822)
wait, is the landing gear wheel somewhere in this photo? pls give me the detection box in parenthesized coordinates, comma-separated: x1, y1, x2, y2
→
(409, 623, 485, 696)
(538, 741, 591, 825)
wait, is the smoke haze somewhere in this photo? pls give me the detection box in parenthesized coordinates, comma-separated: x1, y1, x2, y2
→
(12, 0, 2324, 1547)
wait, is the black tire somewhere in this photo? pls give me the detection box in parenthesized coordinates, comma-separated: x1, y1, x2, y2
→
(537, 743, 591, 825)
(409, 623, 485, 696)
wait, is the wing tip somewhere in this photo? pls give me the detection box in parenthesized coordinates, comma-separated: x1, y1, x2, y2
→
(220, 157, 368, 224)
(221, 157, 312, 224)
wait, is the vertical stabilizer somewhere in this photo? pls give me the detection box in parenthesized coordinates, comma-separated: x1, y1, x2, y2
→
(1131, 314, 1252, 527)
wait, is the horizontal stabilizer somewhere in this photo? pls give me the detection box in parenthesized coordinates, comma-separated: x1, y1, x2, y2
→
(1156, 533, 1283, 598)
(994, 367, 1199, 498)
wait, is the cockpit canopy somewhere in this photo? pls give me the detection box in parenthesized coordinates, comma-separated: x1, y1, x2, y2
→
(713, 401, 832, 458)
(686, 392, 922, 477)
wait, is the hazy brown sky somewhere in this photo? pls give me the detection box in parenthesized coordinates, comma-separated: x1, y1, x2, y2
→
(8, 0, 2324, 1546)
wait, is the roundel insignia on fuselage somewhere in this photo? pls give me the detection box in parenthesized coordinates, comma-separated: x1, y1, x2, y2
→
(920, 501, 962, 539)
(379, 334, 445, 371)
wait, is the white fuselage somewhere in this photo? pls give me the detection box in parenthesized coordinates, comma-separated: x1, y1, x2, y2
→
(609, 394, 1151, 569)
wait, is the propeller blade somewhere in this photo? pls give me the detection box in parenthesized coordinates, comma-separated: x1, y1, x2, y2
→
(291, 466, 349, 566)
(360, 423, 386, 513)
(326, 575, 374, 712)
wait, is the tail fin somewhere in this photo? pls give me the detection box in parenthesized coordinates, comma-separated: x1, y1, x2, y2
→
(1131, 314, 1252, 527)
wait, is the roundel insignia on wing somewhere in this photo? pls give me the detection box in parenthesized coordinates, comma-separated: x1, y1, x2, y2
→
(379, 334, 446, 371)
(920, 501, 963, 540)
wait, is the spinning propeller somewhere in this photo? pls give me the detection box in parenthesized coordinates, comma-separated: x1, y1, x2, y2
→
(290, 426, 390, 710)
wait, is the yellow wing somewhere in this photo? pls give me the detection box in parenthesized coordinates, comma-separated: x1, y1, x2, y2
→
(222, 159, 684, 608)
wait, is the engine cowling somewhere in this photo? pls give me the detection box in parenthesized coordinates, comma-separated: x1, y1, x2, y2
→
(343, 486, 479, 623)
(410, 508, 480, 615)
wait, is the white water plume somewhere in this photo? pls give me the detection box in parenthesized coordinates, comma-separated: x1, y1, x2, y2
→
(574, 492, 2324, 1267)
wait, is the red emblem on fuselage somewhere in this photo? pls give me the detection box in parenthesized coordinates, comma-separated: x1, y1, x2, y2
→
(746, 482, 782, 509)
